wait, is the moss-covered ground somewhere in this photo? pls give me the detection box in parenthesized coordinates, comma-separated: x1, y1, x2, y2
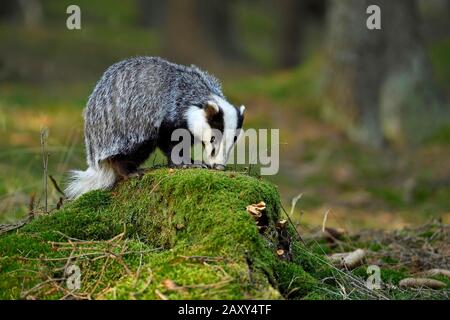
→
(1, 169, 448, 300)
(0, 169, 320, 299)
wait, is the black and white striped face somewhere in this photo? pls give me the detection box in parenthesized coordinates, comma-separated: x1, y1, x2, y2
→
(186, 95, 245, 169)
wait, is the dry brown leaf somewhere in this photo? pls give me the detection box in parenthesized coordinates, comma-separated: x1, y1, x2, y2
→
(162, 279, 180, 291)
(343, 249, 365, 269)
(419, 269, 450, 279)
(328, 249, 365, 270)
(324, 227, 347, 240)
(399, 278, 446, 289)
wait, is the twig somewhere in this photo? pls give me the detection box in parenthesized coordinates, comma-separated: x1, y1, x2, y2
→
(0, 217, 32, 236)
(280, 203, 305, 245)
(40, 128, 49, 214)
(49, 175, 66, 198)
(155, 289, 168, 300)
(28, 192, 36, 219)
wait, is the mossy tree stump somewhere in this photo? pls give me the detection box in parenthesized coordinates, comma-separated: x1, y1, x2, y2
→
(0, 169, 317, 299)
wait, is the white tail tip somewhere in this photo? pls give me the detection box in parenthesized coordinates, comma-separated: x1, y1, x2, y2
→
(65, 165, 116, 199)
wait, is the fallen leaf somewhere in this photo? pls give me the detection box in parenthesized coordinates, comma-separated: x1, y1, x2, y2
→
(399, 278, 446, 289)
(419, 269, 450, 279)
(162, 279, 180, 291)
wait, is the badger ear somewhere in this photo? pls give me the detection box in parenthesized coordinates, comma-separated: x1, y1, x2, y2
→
(204, 101, 220, 117)
(239, 105, 246, 116)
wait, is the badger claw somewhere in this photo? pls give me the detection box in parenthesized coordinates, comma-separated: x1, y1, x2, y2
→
(213, 164, 226, 171)
(180, 163, 208, 169)
(124, 169, 146, 180)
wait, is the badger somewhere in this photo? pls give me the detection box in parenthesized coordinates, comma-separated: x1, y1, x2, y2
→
(65, 56, 245, 199)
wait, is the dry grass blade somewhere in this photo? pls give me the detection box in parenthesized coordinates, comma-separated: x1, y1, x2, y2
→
(49, 175, 66, 198)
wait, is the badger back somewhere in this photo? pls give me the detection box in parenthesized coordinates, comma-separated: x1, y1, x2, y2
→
(83, 57, 225, 168)
(83, 57, 176, 167)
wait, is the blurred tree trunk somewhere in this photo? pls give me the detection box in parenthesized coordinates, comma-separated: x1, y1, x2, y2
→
(0, 0, 19, 22)
(199, 0, 243, 61)
(278, 0, 303, 68)
(324, 0, 449, 147)
(163, 0, 215, 65)
(18, 0, 42, 27)
(278, 0, 327, 68)
(0, 0, 42, 26)
(137, 0, 166, 28)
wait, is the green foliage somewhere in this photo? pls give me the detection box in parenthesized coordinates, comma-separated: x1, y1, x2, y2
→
(429, 38, 450, 90)
(425, 123, 450, 145)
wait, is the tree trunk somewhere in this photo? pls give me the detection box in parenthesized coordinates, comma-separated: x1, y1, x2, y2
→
(163, 0, 215, 66)
(137, 0, 166, 28)
(18, 0, 42, 28)
(198, 0, 243, 61)
(278, 0, 303, 68)
(278, 0, 327, 68)
(324, 0, 449, 147)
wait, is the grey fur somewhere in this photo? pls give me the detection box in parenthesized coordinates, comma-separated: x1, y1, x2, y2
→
(84, 56, 224, 168)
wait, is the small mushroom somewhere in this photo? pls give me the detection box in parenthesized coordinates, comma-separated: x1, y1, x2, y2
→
(276, 219, 288, 230)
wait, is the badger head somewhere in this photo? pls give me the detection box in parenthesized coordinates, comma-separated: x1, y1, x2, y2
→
(186, 95, 245, 170)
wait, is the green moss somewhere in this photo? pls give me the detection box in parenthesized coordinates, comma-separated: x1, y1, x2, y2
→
(273, 262, 318, 299)
(381, 268, 410, 285)
(0, 169, 320, 300)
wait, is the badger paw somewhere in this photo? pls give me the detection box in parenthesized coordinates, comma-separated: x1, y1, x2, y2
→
(126, 169, 146, 179)
(213, 164, 226, 171)
(181, 163, 208, 169)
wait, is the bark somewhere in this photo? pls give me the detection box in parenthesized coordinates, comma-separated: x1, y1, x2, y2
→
(163, 0, 215, 65)
(278, 0, 327, 68)
(137, 0, 166, 28)
(278, 0, 303, 68)
(324, 0, 449, 147)
(198, 0, 243, 61)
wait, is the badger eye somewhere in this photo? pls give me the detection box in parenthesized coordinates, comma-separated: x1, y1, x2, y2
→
(210, 136, 215, 143)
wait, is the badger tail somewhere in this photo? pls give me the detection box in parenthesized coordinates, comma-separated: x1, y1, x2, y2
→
(65, 164, 117, 199)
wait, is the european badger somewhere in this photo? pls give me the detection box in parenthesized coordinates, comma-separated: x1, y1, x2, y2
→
(66, 57, 245, 199)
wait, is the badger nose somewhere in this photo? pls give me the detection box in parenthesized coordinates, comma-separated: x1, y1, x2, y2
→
(213, 164, 226, 171)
